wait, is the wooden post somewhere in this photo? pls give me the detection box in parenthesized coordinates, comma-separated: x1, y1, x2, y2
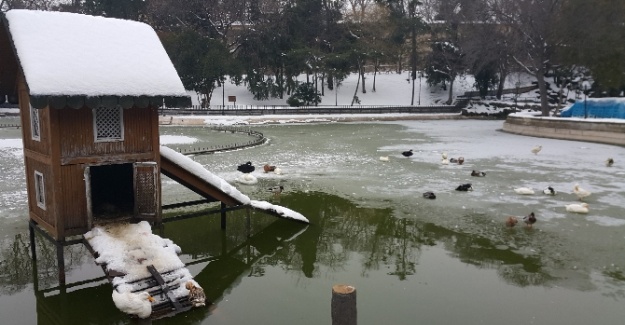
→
(29, 221, 37, 261)
(56, 241, 66, 287)
(220, 202, 227, 230)
(331, 284, 357, 325)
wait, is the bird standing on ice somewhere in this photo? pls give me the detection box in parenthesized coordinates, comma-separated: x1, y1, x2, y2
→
(565, 202, 589, 214)
(112, 290, 155, 319)
(514, 187, 535, 195)
(186, 281, 206, 307)
(606, 158, 614, 167)
(441, 152, 449, 165)
(523, 212, 537, 228)
(505, 216, 518, 227)
(543, 186, 557, 195)
(531, 145, 542, 155)
(402, 150, 413, 157)
(573, 184, 591, 201)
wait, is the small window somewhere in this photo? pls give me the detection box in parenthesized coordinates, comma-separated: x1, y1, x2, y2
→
(34, 171, 46, 210)
(93, 106, 124, 142)
(30, 105, 40, 141)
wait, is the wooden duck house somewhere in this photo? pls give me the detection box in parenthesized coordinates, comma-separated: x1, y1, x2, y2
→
(0, 10, 190, 241)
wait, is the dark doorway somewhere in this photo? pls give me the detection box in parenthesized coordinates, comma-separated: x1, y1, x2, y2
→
(90, 163, 134, 220)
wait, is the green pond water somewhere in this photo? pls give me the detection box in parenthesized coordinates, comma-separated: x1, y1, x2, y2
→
(1, 118, 624, 324)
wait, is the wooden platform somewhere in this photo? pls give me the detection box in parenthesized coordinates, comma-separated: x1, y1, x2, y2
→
(83, 238, 194, 320)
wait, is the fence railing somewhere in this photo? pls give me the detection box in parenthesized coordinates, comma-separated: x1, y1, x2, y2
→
(173, 125, 267, 156)
(0, 123, 20, 128)
(160, 104, 462, 116)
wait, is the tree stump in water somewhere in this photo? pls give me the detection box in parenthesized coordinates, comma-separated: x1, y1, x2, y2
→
(331, 284, 357, 325)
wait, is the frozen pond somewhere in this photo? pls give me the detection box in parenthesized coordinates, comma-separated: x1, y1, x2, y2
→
(1, 118, 624, 324)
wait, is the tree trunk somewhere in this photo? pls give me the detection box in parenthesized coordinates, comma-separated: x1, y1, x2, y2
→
(360, 60, 366, 94)
(446, 76, 455, 105)
(373, 58, 378, 92)
(351, 66, 361, 106)
(535, 68, 550, 116)
(496, 67, 507, 100)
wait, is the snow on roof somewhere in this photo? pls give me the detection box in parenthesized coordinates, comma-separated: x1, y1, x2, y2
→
(4, 10, 187, 97)
(160, 145, 252, 205)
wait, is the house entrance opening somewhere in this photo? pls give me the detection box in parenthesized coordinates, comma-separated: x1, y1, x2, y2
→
(90, 163, 134, 221)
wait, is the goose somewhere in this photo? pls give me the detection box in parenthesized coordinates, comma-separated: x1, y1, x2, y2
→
(268, 185, 284, 194)
(606, 158, 614, 167)
(573, 184, 591, 201)
(471, 170, 486, 177)
(514, 187, 535, 195)
(237, 161, 255, 173)
(379, 156, 390, 162)
(523, 212, 537, 228)
(112, 290, 155, 319)
(186, 281, 206, 307)
(505, 216, 518, 227)
(531, 145, 542, 155)
(402, 150, 413, 157)
(455, 183, 473, 191)
(263, 164, 277, 173)
(423, 191, 436, 199)
(565, 202, 589, 214)
(543, 186, 557, 195)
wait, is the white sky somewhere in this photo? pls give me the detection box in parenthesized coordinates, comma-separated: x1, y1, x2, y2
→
(5, 10, 187, 97)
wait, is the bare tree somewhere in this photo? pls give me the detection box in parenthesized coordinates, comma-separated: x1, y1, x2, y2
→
(488, 0, 566, 116)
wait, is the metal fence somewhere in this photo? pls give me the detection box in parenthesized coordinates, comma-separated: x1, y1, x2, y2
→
(174, 125, 267, 156)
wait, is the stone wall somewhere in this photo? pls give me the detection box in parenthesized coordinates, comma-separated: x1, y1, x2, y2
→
(502, 115, 625, 146)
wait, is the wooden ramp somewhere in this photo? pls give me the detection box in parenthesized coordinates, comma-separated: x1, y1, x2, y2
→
(160, 148, 246, 207)
(82, 223, 199, 320)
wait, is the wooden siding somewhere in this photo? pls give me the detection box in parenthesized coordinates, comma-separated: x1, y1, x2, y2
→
(59, 164, 88, 232)
(58, 106, 156, 162)
(25, 157, 55, 229)
(18, 74, 51, 156)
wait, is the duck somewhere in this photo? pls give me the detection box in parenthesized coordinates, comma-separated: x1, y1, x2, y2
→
(379, 156, 390, 162)
(273, 167, 283, 175)
(531, 145, 542, 155)
(237, 161, 255, 173)
(402, 150, 413, 157)
(606, 158, 614, 167)
(543, 186, 557, 195)
(263, 164, 277, 173)
(514, 187, 535, 195)
(112, 290, 155, 319)
(449, 158, 458, 163)
(455, 183, 473, 191)
(423, 191, 436, 199)
(441, 152, 448, 159)
(523, 212, 537, 228)
(565, 202, 589, 214)
(186, 281, 206, 307)
(457, 157, 465, 165)
(441, 157, 449, 165)
(471, 170, 486, 177)
(573, 184, 591, 201)
(268, 185, 284, 194)
(505, 216, 518, 227)
(235, 173, 258, 185)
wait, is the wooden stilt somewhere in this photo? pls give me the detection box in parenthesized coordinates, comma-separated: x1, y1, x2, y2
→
(331, 284, 357, 325)
(29, 221, 37, 261)
(220, 202, 227, 230)
(56, 242, 66, 287)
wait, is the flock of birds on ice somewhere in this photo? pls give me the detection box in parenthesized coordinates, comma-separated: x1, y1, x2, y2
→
(380, 145, 615, 229)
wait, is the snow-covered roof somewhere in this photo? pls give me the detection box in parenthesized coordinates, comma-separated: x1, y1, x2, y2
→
(2, 10, 189, 106)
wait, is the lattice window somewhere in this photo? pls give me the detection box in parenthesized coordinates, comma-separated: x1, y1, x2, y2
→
(30, 105, 40, 141)
(34, 171, 46, 210)
(93, 106, 124, 142)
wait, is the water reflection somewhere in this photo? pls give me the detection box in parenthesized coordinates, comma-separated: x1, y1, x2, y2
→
(0, 190, 621, 323)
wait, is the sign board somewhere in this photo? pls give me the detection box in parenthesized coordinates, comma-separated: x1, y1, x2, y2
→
(228, 96, 237, 103)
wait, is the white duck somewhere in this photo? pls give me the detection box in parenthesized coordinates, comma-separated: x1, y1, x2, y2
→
(531, 145, 542, 155)
(112, 290, 155, 319)
(235, 173, 258, 185)
(573, 184, 591, 201)
(565, 202, 589, 214)
(441, 152, 449, 165)
(514, 187, 535, 195)
(379, 156, 389, 162)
